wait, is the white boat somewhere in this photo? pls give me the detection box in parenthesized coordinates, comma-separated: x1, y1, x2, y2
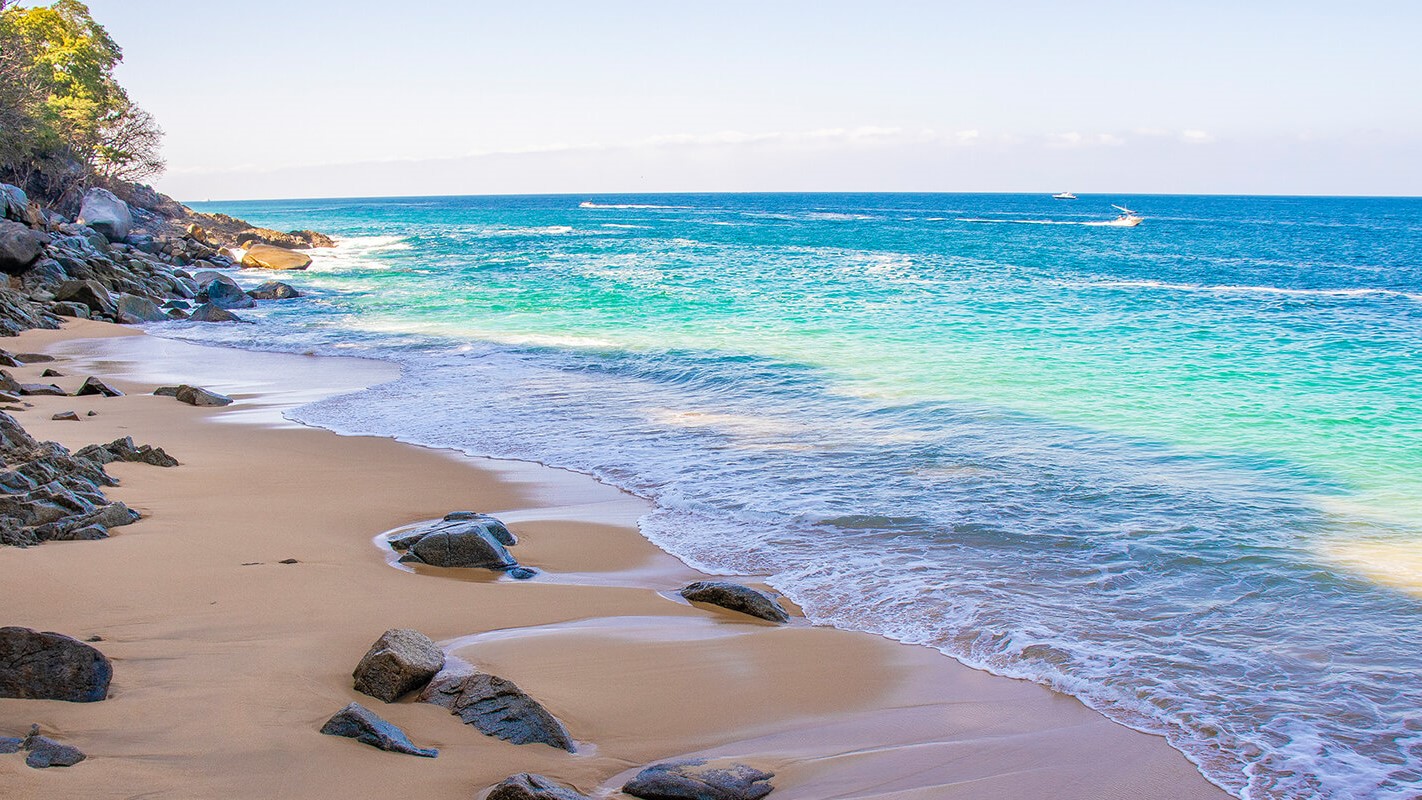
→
(1104, 204, 1143, 227)
(1052, 192, 1077, 200)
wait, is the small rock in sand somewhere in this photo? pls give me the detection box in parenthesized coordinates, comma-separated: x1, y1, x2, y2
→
(319, 702, 437, 758)
(174, 385, 233, 407)
(622, 759, 776, 800)
(352, 628, 444, 703)
(678, 581, 791, 623)
(21, 726, 86, 768)
(40, 368, 62, 377)
(76, 377, 123, 398)
(51, 411, 80, 421)
(486, 773, 592, 800)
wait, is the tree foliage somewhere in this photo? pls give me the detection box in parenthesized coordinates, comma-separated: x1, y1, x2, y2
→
(0, 0, 164, 202)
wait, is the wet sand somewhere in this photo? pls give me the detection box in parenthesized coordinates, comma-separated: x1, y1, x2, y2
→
(0, 320, 1230, 799)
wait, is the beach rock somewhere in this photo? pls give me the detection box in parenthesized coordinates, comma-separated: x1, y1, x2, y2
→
(76, 377, 124, 398)
(76, 436, 178, 468)
(291, 229, 335, 248)
(77, 188, 132, 242)
(0, 735, 20, 754)
(14, 353, 54, 363)
(352, 628, 444, 703)
(0, 220, 46, 275)
(51, 411, 80, 421)
(41, 368, 62, 377)
(153, 386, 180, 397)
(486, 773, 592, 800)
(319, 702, 438, 758)
(441, 511, 517, 545)
(0, 627, 112, 702)
(115, 293, 167, 323)
(174, 384, 233, 406)
(0, 183, 29, 221)
(0, 370, 19, 393)
(420, 669, 574, 751)
(678, 582, 790, 623)
(241, 243, 311, 271)
(401, 524, 518, 571)
(53, 279, 115, 315)
(192, 270, 239, 290)
(166, 308, 189, 320)
(247, 280, 301, 300)
(19, 383, 65, 397)
(51, 301, 89, 318)
(22, 726, 86, 768)
(622, 760, 775, 800)
(203, 279, 255, 309)
(187, 302, 245, 323)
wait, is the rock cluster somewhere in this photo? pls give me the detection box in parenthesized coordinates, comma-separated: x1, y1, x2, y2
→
(0, 183, 324, 337)
(0, 411, 173, 546)
(389, 512, 534, 578)
(1, 725, 87, 769)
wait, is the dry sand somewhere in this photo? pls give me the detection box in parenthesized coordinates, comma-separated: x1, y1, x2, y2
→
(0, 320, 1231, 799)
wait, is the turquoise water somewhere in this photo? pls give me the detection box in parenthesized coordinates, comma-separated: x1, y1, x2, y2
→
(181, 193, 1422, 798)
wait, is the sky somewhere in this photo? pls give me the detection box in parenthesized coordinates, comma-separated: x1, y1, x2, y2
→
(76, 0, 1422, 200)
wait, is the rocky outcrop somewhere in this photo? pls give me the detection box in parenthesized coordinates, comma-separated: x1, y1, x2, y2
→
(173, 384, 233, 406)
(352, 628, 444, 703)
(0, 220, 46, 275)
(188, 302, 247, 323)
(0, 411, 148, 546)
(486, 773, 592, 800)
(75, 436, 178, 468)
(678, 582, 790, 623)
(0, 628, 112, 702)
(319, 702, 438, 757)
(622, 760, 776, 800)
(241, 244, 311, 271)
(77, 188, 133, 242)
(419, 668, 575, 752)
(235, 228, 334, 250)
(19, 726, 86, 768)
(247, 280, 301, 300)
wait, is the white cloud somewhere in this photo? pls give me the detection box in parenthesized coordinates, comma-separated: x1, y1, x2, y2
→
(1181, 129, 1215, 144)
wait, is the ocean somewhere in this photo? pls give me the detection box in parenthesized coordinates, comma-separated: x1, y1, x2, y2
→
(178, 192, 1422, 799)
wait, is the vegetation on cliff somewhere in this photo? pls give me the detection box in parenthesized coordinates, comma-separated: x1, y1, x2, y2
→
(0, 0, 163, 205)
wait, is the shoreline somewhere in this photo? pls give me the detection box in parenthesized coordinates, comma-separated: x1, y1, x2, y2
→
(0, 319, 1230, 799)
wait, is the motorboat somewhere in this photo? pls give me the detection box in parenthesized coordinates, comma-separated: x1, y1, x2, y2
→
(1104, 204, 1143, 227)
(1052, 192, 1077, 200)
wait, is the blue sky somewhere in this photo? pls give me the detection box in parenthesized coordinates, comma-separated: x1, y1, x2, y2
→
(82, 0, 1421, 199)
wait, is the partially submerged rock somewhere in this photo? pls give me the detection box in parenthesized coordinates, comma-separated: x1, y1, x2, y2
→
(0, 627, 112, 702)
(203, 279, 255, 309)
(247, 280, 301, 300)
(352, 628, 444, 703)
(187, 302, 245, 323)
(173, 384, 233, 407)
(21, 726, 86, 769)
(241, 243, 312, 271)
(678, 582, 790, 623)
(486, 773, 592, 800)
(399, 524, 518, 572)
(319, 702, 438, 758)
(622, 759, 775, 800)
(419, 669, 574, 752)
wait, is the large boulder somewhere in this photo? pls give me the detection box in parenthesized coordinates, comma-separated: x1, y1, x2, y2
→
(115, 294, 167, 323)
(0, 220, 46, 275)
(0, 627, 112, 702)
(399, 523, 518, 571)
(678, 582, 790, 623)
(77, 187, 132, 242)
(419, 669, 575, 752)
(319, 702, 438, 757)
(487, 773, 591, 800)
(187, 302, 245, 323)
(53, 279, 115, 315)
(241, 244, 311, 271)
(203, 279, 255, 309)
(351, 628, 444, 703)
(622, 760, 776, 800)
(0, 184, 29, 222)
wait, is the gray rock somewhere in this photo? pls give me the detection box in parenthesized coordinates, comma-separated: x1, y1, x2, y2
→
(0, 219, 46, 275)
(0, 736, 21, 754)
(0, 183, 29, 221)
(76, 436, 178, 468)
(247, 280, 301, 300)
(319, 702, 438, 758)
(419, 669, 574, 752)
(51, 411, 80, 422)
(203, 279, 255, 309)
(402, 524, 518, 571)
(0, 627, 112, 702)
(352, 628, 444, 703)
(115, 293, 166, 323)
(19, 383, 65, 397)
(53, 279, 114, 315)
(51, 301, 89, 318)
(22, 726, 86, 768)
(678, 582, 790, 623)
(487, 773, 592, 800)
(622, 760, 776, 800)
(153, 386, 180, 397)
(76, 377, 124, 398)
(77, 187, 132, 242)
(441, 511, 517, 545)
(188, 302, 245, 323)
(174, 384, 233, 407)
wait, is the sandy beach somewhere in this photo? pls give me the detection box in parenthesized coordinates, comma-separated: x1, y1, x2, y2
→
(0, 319, 1230, 799)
